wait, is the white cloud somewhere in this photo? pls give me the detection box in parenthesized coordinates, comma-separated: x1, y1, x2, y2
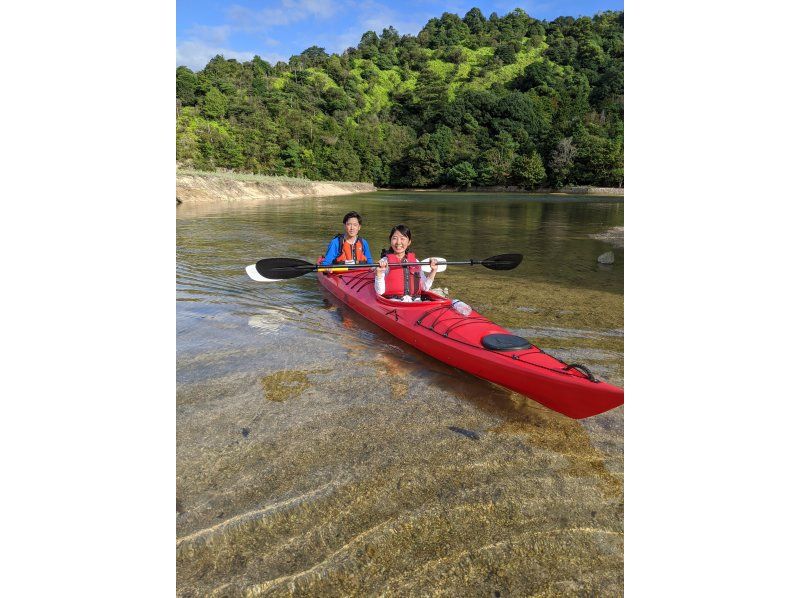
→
(350, 0, 428, 37)
(227, 4, 289, 28)
(256, 52, 290, 65)
(176, 40, 260, 70)
(327, 29, 365, 53)
(496, 2, 558, 19)
(186, 24, 232, 45)
(227, 0, 337, 32)
(176, 0, 438, 69)
(298, 0, 429, 56)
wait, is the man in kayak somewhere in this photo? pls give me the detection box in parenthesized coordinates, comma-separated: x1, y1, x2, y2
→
(321, 211, 374, 266)
(375, 224, 438, 301)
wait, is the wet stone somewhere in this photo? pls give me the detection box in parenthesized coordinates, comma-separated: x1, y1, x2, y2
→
(448, 426, 480, 440)
(597, 251, 615, 264)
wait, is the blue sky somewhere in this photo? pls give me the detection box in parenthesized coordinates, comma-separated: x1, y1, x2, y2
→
(177, 0, 623, 71)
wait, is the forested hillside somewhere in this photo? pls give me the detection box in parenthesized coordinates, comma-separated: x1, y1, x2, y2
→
(176, 8, 623, 189)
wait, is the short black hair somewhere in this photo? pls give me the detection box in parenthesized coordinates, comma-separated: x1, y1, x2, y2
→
(343, 211, 362, 225)
(389, 224, 412, 242)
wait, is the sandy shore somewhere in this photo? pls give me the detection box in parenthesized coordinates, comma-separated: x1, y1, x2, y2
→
(176, 171, 376, 204)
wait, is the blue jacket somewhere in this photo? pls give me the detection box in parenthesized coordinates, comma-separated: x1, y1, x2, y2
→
(321, 235, 373, 266)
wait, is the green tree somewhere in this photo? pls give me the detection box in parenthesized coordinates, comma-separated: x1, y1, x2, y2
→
(300, 45, 328, 68)
(414, 67, 449, 126)
(202, 86, 227, 120)
(572, 126, 624, 186)
(549, 137, 576, 187)
(494, 42, 517, 65)
(482, 131, 518, 185)
(195, 121, 244, 169)
(499, 8, 531, 40)
(323, 54, 348, 85)
(515, 151, 546, 189)
(358, 31, 380, 60)
(281, 140, 303, 176)
(464, 7, 486, 35)
(405, 133, 445, 186)
(447, 161, 477, 188)
(176, 66, 197, 106)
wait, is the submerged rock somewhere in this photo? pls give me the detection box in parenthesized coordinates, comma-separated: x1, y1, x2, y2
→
(597, 251, 615, 265)
(589, 226, 624, 248)
(448, 426, 480, 441)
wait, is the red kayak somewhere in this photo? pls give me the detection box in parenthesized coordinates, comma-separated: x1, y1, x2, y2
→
(316, 264, 623, 419)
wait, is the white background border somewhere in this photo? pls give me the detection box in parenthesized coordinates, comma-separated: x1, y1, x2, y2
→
(4, 0, 800, 594)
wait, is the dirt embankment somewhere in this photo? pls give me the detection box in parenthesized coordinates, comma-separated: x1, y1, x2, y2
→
(176, 173, 376, 204)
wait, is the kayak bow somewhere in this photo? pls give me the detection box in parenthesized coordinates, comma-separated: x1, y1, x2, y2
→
(316, 262, 623, 419)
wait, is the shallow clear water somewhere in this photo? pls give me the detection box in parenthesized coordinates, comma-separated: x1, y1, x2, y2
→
(176, 191, 624, 596)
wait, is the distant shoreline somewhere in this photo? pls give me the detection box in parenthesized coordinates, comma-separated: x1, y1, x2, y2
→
(176, 170, 623, 204)
(379, 185, 624, 196)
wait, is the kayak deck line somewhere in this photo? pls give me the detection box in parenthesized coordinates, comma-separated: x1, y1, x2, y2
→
(337, 269, 601, 379)
(414, 306, 599, 382)
(316, 261, 623, 419)
(365, 285, 600, 383)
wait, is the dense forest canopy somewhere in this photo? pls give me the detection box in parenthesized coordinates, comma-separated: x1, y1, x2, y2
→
(176, 8, 623, 188)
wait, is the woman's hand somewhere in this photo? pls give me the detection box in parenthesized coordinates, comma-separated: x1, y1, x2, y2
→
(376, 257, 388, 278)
(428, 258, 438, 276)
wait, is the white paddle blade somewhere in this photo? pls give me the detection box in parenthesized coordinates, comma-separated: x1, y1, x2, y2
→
(246, 264, 281, 282)
(421, 257, 447, 274)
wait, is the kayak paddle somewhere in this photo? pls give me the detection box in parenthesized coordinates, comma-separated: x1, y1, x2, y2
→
(245, 253, 522, 282)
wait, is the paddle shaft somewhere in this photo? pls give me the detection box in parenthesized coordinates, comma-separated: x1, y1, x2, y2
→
(317, 261, 445, 271)
(319, 258, 511, 270)
(249, 253, 522, 280)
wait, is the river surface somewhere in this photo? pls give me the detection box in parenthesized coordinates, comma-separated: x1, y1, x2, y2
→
(176, 191, 624, 596)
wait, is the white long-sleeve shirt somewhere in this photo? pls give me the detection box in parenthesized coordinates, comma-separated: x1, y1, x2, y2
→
(375, 269, 434, 297)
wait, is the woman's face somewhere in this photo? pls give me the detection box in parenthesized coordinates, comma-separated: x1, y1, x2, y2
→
(344, 217, 361, 238)
(390, 231, 411, 254)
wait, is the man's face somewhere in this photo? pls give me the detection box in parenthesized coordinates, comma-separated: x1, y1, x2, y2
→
(344, 217, 361, 238)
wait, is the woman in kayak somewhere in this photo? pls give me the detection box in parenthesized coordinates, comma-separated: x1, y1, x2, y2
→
(375, 224, 438, 301)
(321, 211, 374, 266)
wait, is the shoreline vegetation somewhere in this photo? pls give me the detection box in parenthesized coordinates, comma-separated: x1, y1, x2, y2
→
(176, 170, 622, 203)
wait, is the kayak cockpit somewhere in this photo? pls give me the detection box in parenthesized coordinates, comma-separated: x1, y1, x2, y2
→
(375, 290, 451, 307)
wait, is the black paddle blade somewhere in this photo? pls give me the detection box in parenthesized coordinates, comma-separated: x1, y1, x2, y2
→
(481, 253, 523, 271)
(255, 258, 316, 280)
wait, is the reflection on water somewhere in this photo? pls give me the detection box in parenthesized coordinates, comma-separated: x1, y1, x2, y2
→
(176, 192, 623, 596)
